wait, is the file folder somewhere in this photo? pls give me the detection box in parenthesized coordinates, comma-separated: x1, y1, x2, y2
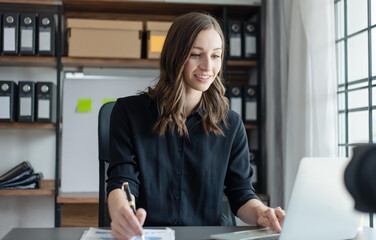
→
(228, 21, 242, 59)
(228, 85, 243, 118)
(36, 82, 55, 122)
(0, 161, 32, 183)
(2, 12, 19, 55)
(20, 13, 36, 55)
(243, 21, 257, 60)
(244, 85, 257, 124)
(18, 81, 35, 122)
(0, 81, 17, 122)
(38, 14, 55, 56)
(249, 150, 258, 185)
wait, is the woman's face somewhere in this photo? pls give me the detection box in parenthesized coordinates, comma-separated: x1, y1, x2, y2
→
(183, 28, 222, 95)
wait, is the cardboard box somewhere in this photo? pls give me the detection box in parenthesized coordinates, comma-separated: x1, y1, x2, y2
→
(67, 18, 142, 59)
(146, 21, 172, 59)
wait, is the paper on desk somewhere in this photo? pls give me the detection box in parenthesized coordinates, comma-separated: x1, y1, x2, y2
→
(81, 227, 175, 240)
(210, 228, 279, 240)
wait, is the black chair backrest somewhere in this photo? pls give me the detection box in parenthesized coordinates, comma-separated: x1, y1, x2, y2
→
(98, 101, 115, 227)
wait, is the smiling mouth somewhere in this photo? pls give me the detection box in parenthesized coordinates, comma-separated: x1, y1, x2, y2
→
(194, 74, 212, 81)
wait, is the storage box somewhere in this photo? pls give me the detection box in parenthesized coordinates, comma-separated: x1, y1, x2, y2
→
(146, 21, 172, 59)
(67, 18, 142, 59)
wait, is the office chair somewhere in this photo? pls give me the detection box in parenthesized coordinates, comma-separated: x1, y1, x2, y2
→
(98, 101, 236, 226)
(98, 101, 115, 227)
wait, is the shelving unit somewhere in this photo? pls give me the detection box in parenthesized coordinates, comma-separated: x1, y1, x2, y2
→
(0, 0, 63, 232)
(0, 0, 265, 228)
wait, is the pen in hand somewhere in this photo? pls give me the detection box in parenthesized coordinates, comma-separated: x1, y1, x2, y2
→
(122, 182, 145, 240)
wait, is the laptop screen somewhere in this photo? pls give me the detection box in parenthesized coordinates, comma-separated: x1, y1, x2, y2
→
(280, 157, 362, 240)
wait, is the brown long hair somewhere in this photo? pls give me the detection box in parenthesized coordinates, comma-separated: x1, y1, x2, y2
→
(147, 12, 229, 136)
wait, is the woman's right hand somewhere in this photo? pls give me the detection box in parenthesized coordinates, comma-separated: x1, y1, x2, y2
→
(108, 189, 147, 240)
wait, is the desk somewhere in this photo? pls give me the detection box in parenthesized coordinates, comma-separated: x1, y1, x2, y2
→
(3, 226, 376, 240)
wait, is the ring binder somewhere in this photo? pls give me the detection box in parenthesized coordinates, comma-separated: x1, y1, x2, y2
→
(20, 13, 36, 55)
(18, 81, 35, 122)
(228, 21, 242, 59)
(2, 12, 19, 55)
(228, 85, 243, 118)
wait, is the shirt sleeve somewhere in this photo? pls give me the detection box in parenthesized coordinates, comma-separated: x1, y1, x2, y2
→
(224, 112, 259, 215)
(106, 98, 140, 198)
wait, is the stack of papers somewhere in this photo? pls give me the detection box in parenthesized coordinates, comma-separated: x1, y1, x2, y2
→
(81, 227, 175, 240)
(210, 228, 279, 240)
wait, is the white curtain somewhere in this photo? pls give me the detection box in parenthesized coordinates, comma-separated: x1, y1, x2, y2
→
(264, 0, 338, 208)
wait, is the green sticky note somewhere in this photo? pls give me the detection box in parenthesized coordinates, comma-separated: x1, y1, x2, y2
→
(102, 99, 116, 105)
(77, 99, 92, 112)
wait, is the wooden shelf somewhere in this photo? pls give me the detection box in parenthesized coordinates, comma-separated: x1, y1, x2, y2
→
(0, 180, 55, 196)
(61, 58, 257, 69)
(227, 60, 257, 70)
(57, 192, 99, 204)
(0, 56, 56, 67)
(244, 123, 257, 130)
(0, 0, 61, 5)
(62, 57, 159, 69)
(0, 122, 56, 129)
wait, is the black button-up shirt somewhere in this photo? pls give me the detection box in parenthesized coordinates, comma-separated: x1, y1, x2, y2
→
(107, 94, 258, 226)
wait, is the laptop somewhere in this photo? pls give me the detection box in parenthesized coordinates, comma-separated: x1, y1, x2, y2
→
(279, 157, 362, 240)
(211, 157, 362, 240)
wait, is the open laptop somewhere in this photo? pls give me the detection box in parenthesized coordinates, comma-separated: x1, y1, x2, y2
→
(279, 157, 362, 240)
(211, 157, 362, 240)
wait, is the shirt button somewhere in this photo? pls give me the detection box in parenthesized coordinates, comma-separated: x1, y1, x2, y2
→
(175, 195, 181, 200)
(176, 170, 182, 176)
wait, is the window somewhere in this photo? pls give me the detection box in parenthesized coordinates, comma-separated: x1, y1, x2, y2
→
(335, 0, 376, 157)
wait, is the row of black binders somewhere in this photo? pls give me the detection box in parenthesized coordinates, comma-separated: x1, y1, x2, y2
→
(228, 21, 258, 60)
(0, 81, 55, 122)
(1, 12, 55, 55)
(228, 85, 258, 124)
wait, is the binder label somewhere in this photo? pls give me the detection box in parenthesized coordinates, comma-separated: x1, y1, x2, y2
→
(245, 101, 257, 120)
(231, 97, 242, 116)
(245, 36, 256, 55)
(21, 29, 33, 48)
(20, 97, 32, 116)
(0, 96, 10, 119)
(39, 31, 51, 51)
(38, 99, 50, 119)
(4, 28, 16, 51)
(230, 37, 241, 57)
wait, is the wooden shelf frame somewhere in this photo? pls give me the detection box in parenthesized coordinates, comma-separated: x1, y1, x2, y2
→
(57, 192, 99, 204)
(0, 0, 61, 5)
(0, 122, 56, 129)
(61, 57, 159, 69)
(0, 56, 57, 67)
(0, 180, 55, 196)
(61, 57, 256, 69)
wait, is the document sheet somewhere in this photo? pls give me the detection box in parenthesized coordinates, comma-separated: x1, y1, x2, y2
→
(81, 227, 175, 240)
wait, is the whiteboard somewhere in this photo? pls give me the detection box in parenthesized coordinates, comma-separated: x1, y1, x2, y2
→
(61, 73, 156, 192)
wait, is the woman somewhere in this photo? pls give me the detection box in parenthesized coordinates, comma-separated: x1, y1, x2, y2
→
(107, 12, 285, 240)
